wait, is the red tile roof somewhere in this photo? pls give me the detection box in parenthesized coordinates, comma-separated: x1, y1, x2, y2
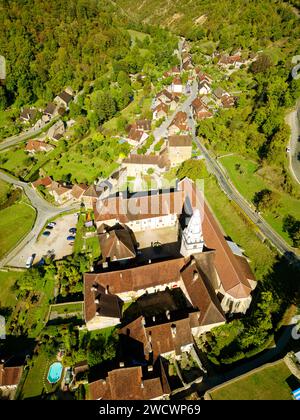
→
(0, 364, 23, 387)
(89, 366, 164, 400)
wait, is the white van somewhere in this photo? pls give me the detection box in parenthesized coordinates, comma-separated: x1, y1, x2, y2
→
(26, 255, 34, 269)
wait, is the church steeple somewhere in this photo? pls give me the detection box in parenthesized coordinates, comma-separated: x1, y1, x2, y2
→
(180, 208, 204, 257)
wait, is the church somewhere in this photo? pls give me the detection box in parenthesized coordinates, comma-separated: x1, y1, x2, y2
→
(84, 178, 257, 333)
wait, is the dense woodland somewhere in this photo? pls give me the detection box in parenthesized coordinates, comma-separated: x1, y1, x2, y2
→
(0, 0, 177, 109)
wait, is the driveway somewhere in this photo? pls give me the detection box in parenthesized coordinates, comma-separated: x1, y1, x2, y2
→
(9, 213, 79, 267)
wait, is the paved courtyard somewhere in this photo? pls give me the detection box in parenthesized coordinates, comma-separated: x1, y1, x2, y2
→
(134, 224, 179, 249)
(9, 213, 78, 267)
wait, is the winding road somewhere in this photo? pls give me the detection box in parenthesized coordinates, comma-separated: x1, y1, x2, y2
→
(0, 170, 77, 268)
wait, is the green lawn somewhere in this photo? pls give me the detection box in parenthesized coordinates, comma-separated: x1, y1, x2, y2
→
(128, 29, 151, 43)
(0, 179, 10, 204)
(49, 302, 83, 316)
(21, 350, 57, 399)
(0, 200, 36, 259)
(219, 154, 300, 246)
(0, 270, 21, 308)
(204, 177, 277, 280)
(74, 213, 100, 259)
(209, 360, 297, 400)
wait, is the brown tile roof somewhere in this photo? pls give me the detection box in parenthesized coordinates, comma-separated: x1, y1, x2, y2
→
(20, 108, 37, 121)
(178, 178, 254, 299)
(135, 119, 151, 131)
(221, 95, 236, 108)
(44, 102, 56, 115)
(51, 183, 71, 196)
(84, 257, 185, 298)
(32, 176, 53, 189)
(123, 153, 167, 168)
(119, 316, 194, 361)
(172, 76, 182, 85)
(58, 91, 73, 104)
(84, 282, 122, 323)
(219, 55, 243, 65)
(71, 184, 88, 200)
(83, 184, 104, 198)
(191, 97, 207, 113)
(98, 223, 136, 261)
(168, 135, 192, 148)
(0, 364, 23, 387)
(127, 127, 144, 142)
(89, 366, 164, 400)
(180, 257, 226, 326)
(154, 102, 168, 114)
(156, 89, 173, 102)
(93, 190, 185, 223)
(169, 111, 189, 131)
(25, 140, 53, 152)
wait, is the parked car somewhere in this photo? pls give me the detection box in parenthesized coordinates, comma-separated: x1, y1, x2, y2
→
(67, 235, 76, 241)
(46, 225, 54, 229)
(25, 255, 35, 268)
(69, 227, 77, 234)
(48, 222, 56, 228)
(42, 231, 51, 237)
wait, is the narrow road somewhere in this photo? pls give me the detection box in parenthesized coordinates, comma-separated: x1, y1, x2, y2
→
(0, 170, 78, 268)
(286, 103, 300, 184)
(0, 118, 58, 151)
(195, 138, 299, 264)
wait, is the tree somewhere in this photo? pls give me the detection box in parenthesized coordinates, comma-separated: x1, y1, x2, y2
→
(283, 214, 300, 248)
(0, 86, 7, 110)
(253, 189, 278, 212)
(176, 159, 208, 181)
(91, 90, 116, 123)
(250, 54, 273, 74)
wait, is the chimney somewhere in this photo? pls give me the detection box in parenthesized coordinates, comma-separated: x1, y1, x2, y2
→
(102, 261, 108, 269)
(106, 233, 109, 239)
(141, 381, 144, 389)
(90, 286, 97, 292)
(152, 315, 156, 323)
(148, 259, 151, 264)
(166, 310, 171, 320)
(94, 299, 99, 304)
(147, 365, 153, 372)
(193, 271, 198, 282)
(141, 316, 146, 326)
(119, 361, 124, 368)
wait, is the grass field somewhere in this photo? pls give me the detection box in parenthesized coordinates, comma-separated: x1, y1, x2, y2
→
(0, 179, 10, 204)
(0, 200, 36, 259)
(0, 270, 20, 308)
(219, 154, 300, 246)
(204, 177, 277, 279)
(209, 360, 297, 400)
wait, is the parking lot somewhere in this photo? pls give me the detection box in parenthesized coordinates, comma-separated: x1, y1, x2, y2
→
(9, 213, 78, 267)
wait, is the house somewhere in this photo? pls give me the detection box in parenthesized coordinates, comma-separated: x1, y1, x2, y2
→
(0, 364, 23, 393)
(47, 120, 65, 141)
(163, 66, 181, 78)
(191, 97, 213, 120)
(121, 154, 169, 177)
(84, 280, 123, 330)
(48, 182, 72, 204)
(98, 223, 136, 263)
(153, 102, 168, 121)
(88, 178, 256, 317)
(167, 135, 192, 167)
(168, 111, 189, 135)
(54, 90, 73, 109)
(155, 89, 174, 105)
(168, 95, 180, 111)
(218, 54, 244, 68)
(25, 140, 54, 154)
(32, 176, 53, 190)
(42, 102, 59, 122)
(135, 119, 151, 132)
(198, 80, 211, 95)
(198, 72, 213, 84)
(171, 76, 183, 94)
(71, 184, 88, 202)
(82, 184, 105, 209)
(221, 95, 236, 108)
(20, 108, 37, 123)
(126, 128, 149, 146)
(213, 87, 229, 101)
(89, 366, 168, 400)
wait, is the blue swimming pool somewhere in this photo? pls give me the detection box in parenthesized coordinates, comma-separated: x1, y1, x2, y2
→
(47, 362, 63, 384)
